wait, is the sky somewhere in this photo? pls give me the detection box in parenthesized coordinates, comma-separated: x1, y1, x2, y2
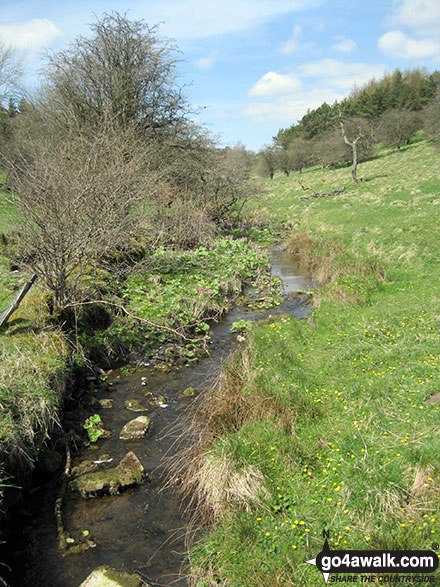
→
(0, 0, 439, 151)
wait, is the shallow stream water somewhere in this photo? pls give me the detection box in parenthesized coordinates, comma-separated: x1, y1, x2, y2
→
(7, 245, 315, 587)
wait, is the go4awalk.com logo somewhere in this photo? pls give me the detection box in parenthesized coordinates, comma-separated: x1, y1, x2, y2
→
(306, 532, 439, 584)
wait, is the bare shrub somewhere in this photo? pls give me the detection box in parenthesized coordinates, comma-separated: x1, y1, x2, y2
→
(153, 196, 217, 249)
(423, 91, 440, 143)
(8, 120, 160, 313)
(0, 41, 23, 103)
(43, 12, 187, 135)
(313, 127, 351, 169)
(257, 146, 277, 179)
(377, 109, 421, 150)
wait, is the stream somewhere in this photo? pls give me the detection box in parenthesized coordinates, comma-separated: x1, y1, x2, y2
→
(6, 245, 315, 587)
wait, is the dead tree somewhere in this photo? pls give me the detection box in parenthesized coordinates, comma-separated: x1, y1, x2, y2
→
(339, 116, 363, 184)
(338, 109, 375, 184)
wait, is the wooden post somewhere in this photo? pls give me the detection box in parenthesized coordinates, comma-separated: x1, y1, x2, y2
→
(0, 273, 38, 328)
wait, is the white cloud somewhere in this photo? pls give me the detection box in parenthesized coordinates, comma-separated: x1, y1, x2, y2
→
(0, 18, 64, 51)
(244, 59, 387, 124)
(390, 0, 440, 37)
(378, 30, 440, 58)
(243, 88, 345, 123)
(280, 24, 303, 54)
(331, 37, 357, 53)
(298, 59, 386, 89)
(379, 1, 440, 60)
(195, 51, 219, 70)
(248, 71, 303, 97)
(141, 0, 324, 40)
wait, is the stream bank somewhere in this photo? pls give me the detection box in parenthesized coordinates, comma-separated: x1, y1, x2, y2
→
(4, 245, 314, 587)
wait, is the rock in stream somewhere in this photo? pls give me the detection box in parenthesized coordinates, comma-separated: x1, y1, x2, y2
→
(80, 565, 149, 586)
(71, 452, 146, 499)
(119, 416, 152, 440)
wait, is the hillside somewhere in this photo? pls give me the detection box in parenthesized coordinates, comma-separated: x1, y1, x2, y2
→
(185, 140, 440, 585)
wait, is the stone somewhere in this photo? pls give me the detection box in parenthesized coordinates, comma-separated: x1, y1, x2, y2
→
(80, 565, 148, 586)
(71, 452, 145, 499)
(118, 451, 145, 479)
(71, 460, 99, 479)
(119, 416, 152, 440)
(142, 391, 167, 408)
(124, 399, 148, 412)
(181, 387, 196, 397)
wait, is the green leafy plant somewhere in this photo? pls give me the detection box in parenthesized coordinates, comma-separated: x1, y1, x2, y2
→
(83, 414, 104, 443)
(230, 319, 253, 333)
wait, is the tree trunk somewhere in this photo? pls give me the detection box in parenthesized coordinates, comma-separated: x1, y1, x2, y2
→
(339, 115, 362, 185)
(351, 142, 358, 184)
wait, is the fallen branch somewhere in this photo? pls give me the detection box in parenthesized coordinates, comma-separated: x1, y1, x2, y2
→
(299, 186, 346, 200)
(64, 299, 224, 342)
(0, 273, 38, 328)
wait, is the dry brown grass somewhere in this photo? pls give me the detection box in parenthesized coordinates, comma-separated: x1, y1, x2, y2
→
(401, 465, 439, 519)
(168, 346, 299, 530)
(285, 231, 342, 283)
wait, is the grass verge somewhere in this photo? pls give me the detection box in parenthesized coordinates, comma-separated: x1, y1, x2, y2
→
(180, 141, 440, 585)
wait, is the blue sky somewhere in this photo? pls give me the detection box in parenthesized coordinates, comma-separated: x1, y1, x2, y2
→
(1, 0, 439, 150)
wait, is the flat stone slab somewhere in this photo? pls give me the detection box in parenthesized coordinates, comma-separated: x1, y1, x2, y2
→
(124, 399, 148, 412)
(71, 452, 145, 498)
(120, 416, 152, 440)
(80, 565, 148, 586)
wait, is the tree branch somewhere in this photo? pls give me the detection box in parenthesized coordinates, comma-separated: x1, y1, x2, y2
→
(64, 298, 221, 342)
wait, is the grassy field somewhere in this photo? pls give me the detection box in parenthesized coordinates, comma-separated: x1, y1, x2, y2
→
(185, 140, 440, 585)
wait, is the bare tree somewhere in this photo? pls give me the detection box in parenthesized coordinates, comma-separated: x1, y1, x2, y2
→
(339, 113, 374, 183)
(287, 137, 313, 174)
(314, 127, 351, 169)
(150, 135, 257, 241)
(277, 148, 291, 176)
(8, 120, 160, 314)
(0, 41, 23, 103)
(423, 91, 440, 144)
(43, 12, 188, 136)
(257, 146, 277, 179)
(377, 108, 421, 151)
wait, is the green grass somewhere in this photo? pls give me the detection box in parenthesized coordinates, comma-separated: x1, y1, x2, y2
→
(0, 281, 69, 471)
(0, 173, 20, 234)
(0, 179, 69, 492)
(188, 141, 440, 585)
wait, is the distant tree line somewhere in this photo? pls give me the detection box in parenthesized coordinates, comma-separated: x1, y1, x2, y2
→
(258, 68, 440, 183)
